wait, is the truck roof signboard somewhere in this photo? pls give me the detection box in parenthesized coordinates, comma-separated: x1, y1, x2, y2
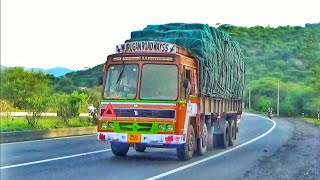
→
(116, 41, 176, 54)
(112, 56, 174, 62)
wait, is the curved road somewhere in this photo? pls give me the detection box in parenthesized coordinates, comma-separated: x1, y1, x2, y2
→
(0, 114, 294, 180)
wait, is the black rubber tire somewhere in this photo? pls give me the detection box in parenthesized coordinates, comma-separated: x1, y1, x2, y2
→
(196, 122, 208, 155)
(229, 120, 236, 146)
(220, 121, 229, 149)
(212, 133, 220, 148)
(111, 143, 130, 156)
(134, 144, 146, 152)
(177, 124, 196, 161)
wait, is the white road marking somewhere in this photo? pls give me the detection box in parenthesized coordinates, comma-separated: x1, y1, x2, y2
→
(0, 149, 111, 170)
(146, 114, 276, 180)
(0, 134, 96, 145)
(0, 113, 273, 172)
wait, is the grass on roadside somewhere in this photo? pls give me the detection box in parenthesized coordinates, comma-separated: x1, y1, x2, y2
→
(0, 116, 96, 132)
(303, 118, 320, 127)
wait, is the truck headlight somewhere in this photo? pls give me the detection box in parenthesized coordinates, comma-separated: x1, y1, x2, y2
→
(158, 124, 165, 131)
(101, 122, 107, 128)
(166, 124, 173, 131)
(108, 122, 114, 129)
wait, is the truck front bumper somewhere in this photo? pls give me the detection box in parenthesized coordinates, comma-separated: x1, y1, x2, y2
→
(97, 132, 185, 146)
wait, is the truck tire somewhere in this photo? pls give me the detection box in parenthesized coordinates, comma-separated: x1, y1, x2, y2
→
(134, 144, 146, 152)
(220, 121, 229, 149)
(196, 122, 208, 155)
(177, 124, 195, 161)
(229, 120, 236, 146)
(111, 143, 130, 156)
(212, 133, 219, 148)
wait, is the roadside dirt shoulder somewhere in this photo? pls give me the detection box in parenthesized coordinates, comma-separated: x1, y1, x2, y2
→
(243, 118, 320, 180)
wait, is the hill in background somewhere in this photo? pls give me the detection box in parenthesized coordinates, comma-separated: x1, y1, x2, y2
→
(23, 66, 75, 77)
(64, 64, 104, 88)
(57, 23, 319, 89)
(45, 67, 75, 77)
(218, 23, 319, 84)
(1, 65, 75, 77)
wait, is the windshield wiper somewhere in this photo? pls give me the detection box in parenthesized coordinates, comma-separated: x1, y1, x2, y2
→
(116, 61, 125, 85)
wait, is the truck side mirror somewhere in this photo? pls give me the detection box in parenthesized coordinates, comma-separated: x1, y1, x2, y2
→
(183, 79, 189, 89)
(98, 76, 103, 85)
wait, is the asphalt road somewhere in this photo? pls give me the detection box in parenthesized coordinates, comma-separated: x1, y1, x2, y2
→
(0, 114, 294, 180)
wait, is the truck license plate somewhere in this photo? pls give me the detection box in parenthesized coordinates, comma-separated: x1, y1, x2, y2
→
(128, 134, 141, 143)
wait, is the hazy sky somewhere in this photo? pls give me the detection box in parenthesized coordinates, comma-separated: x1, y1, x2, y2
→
(1, 0, 319, 70)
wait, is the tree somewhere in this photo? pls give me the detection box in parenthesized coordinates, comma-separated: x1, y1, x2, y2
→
(0, 67, 52, 110)
(53, 92, 88, 125)
(78, 87, 102, 124)
(280, 83, 309, 116)
(0, 100, 14, 126)
(52, 77, 77, 93)
(258, 96, 271, 112)
(78, 86, 102, 108)
(305, 97, 320, 117)
(300, 32, 320, 89)
(247, 77, 279, 111)
(25, 95, 51, 127)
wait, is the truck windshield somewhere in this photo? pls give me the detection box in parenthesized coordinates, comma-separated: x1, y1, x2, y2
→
(140, 64, 178, 100)
(104, 64, 139, 99)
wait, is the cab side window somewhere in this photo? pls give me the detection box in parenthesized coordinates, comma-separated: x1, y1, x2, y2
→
(182, 69, 191, 100)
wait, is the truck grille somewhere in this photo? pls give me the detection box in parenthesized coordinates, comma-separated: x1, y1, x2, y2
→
(119, 122, 153, 132)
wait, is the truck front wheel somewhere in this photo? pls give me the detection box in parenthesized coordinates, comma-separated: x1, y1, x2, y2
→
(111, 143, 129, 156)
(177, 124, 195, 161)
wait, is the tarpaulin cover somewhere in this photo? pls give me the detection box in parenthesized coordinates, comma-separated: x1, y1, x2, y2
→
(126, 23, 244, 99)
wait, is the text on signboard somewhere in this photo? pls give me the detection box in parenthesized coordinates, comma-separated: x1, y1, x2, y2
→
(116, 41, 176, 53)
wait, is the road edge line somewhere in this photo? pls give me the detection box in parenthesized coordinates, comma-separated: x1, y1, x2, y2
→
(146, 114, 276, 180)
(0, 134, 96, 145)
(0, 149, 111, 170)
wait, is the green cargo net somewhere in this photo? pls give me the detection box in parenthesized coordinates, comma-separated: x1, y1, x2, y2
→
(126, 23, 244, 99)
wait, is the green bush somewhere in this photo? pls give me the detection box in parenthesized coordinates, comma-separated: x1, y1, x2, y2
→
(25, 95, 51, 127)
(0, 100, 14, 126)
(53, 92, 88, 125)
(258, 96, 271, 111)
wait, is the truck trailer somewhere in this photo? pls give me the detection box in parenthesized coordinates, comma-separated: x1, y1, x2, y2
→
(97, 23, 244, 160)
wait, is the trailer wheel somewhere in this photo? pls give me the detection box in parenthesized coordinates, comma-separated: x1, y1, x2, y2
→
(134, 144, 146, 152)
(229, 120, 236, 146)
(220, 121, 229, 149)
(177, 124, 195, 161)
(212, 133, 219, 148)
(196, 122, 208, 155)
(111, 143, 129, 156)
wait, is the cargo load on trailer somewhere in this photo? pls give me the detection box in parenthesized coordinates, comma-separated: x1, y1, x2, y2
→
(97, 23, 244, 161)
(126, 23, 244, 98)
